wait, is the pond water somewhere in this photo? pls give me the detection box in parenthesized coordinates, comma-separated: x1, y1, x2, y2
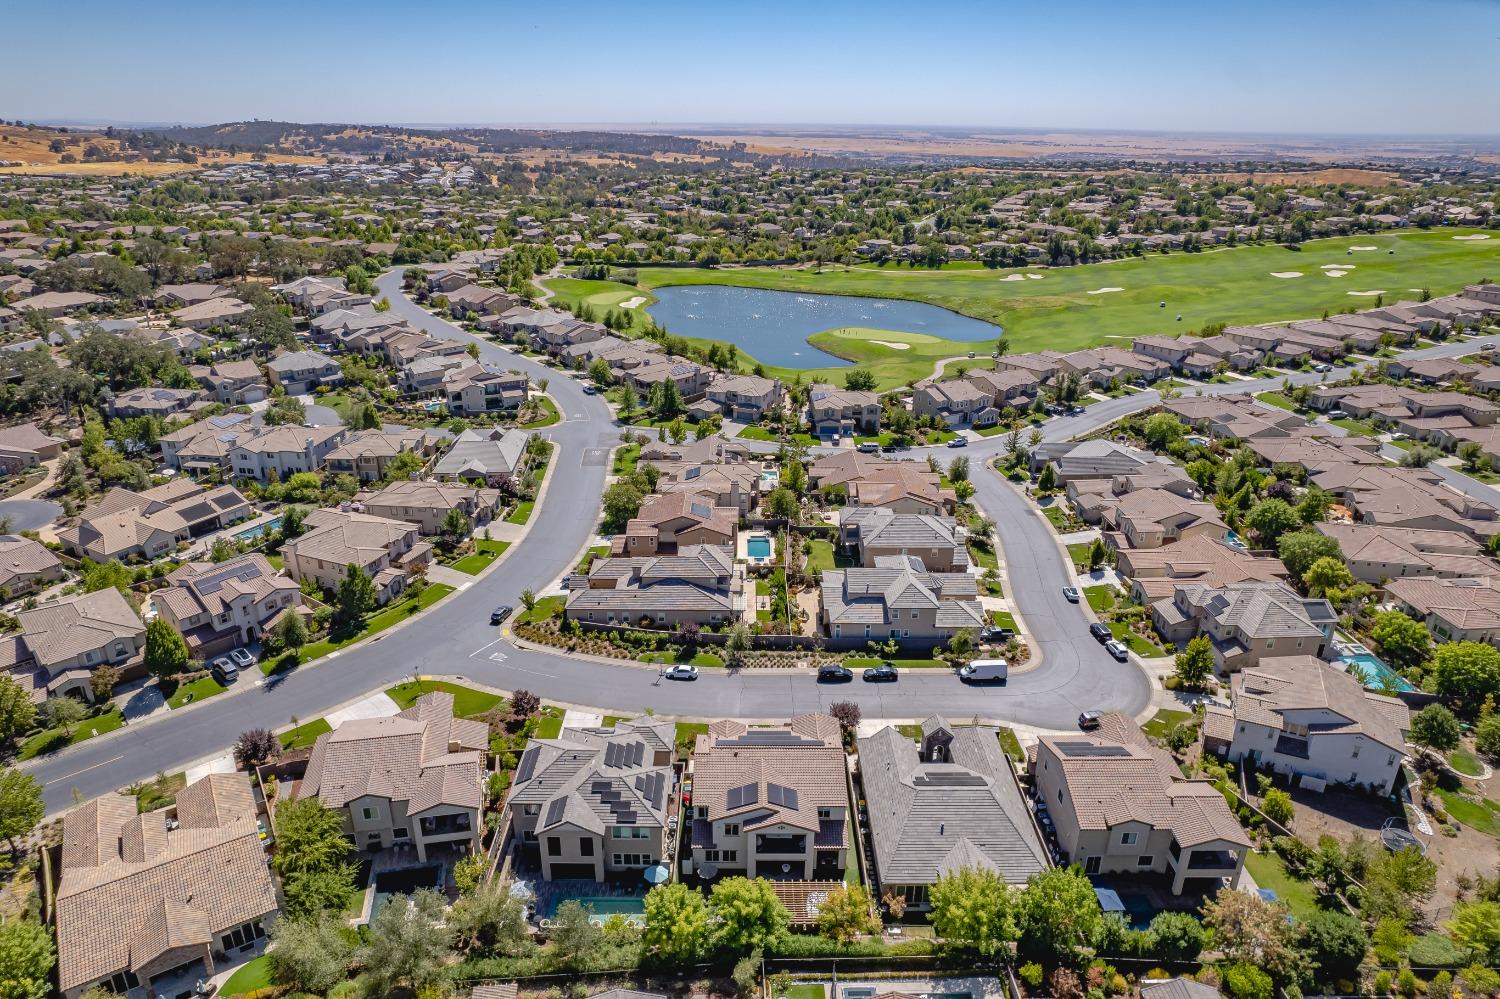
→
(645, 285, 1004, 368)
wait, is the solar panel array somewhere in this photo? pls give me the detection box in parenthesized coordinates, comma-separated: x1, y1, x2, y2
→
(715, 731, 821, 748)
(1055, 741, 1131, 758)
(634, 771, 667, 809)
(766, 783, 799, 810)
(603, 741, 646, 768)
(544, 798, 567, 826)
(590, 779, 639, 823)
(690, 502, 713, 520)
(726, 782, 760, 809)
(515, 747, 539, 783)
(194, 560, 264, 596)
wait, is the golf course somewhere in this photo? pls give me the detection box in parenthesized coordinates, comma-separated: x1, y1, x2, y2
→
(545, 228, 1500, 389)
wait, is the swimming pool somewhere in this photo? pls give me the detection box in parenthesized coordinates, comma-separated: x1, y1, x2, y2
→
(369, 864, 443, 920)
(233, 516, 282, 541)
(1341, 652, 1416, 693)
(747, 535, 772, 560)
(547, 895, 646, 918)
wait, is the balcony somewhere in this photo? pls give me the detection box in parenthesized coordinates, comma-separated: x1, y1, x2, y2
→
(1274, 735, 1311, 759)
(1184, 849, 1241, 870)
(419, 813, 473, 837)
(754, 834, 806, 854)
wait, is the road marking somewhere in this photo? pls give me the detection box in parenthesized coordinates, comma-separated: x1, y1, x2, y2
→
(47, 755, 124, 785)
(489, 652, 509, 663)
(506, 664, 557, 678)
(469, 635, 508, 658)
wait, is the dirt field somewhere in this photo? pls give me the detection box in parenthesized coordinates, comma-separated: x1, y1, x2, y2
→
(0, 124, 324, 175)
(1191, 168, 1407, 187)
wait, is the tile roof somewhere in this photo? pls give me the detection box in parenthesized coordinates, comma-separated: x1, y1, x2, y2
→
(1232, 655, 1410, 754)
(506, 721, 674, 834)
(692, 715, 847, 834)
(15, 587, 143, 670)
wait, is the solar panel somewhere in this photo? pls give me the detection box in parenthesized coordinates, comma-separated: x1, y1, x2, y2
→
(726, 783, 759, 809)
(630, 742, 645, 767)
(514, 748, 538, 783)
(603, 743, 622, 768)
(767, 784, 799, 810)
(544, 798, 567, 826)
(690, 502, 712, 520)
(1055, 741, 1131, 758)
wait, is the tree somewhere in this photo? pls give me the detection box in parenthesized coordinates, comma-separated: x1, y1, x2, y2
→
(1219, 963, 1274, 999)
(602, 479, 644, 532)
(1431, 641, 1500, 701)
(1446, 900, 1500, 966)
(1145, 910, 1206, 962)
(272, 797, 357, 917)
(0, 918, 55, 999)
(233, 728, 279, 770)
(0, 675, 38, 744)
(1018, 866, 1102, 962)
(1143, 412, 1186, 450)
(1363, 846, 1437, 924)
(948, 455, 970, 483)
(143, 617, 191, 682)
(335, 564, 377, 629)
(724, 621, 753, 666)
(1173, 635, 1215, 690)
(1087, 537, 1107, 571)
(844, 369, 877, 392)
(1246, 498, 1300, 546)
(41, 696, 86, 736)
(814, 884, 880, 943)
(711, 876, 789, 953)
(1277, 530, 1342, 580)
(1301, 910, 1368, 981)
(1297, 486, 1333, 525)
(764, 486, 799, 521)
(276, 611, 308, 654)
(1475, 714, 1500, 759)
(266, 915, 354, 994)
(549, 899, 603, 967)
(643, 882, 711, 962)
(1261, 787, 1294, 826)
(1459, 441, 1491, 473)
(88, 664, 120, 702)
(1303, 556, 1353, 597)
(1370, 610, 1434, 671)
(928, 867, 1016, 955)
(1201, 888, 1303, 982)
(356, 886, 452, 993)
(829, 701, 861, 731)
(1410, 703, 1462, 752)
(0, 767, 44, 855)
(449, 876, 531, 957)
(510, 689, 541, 718)
(441, 506, 472, 540)
(1036, 463, 1058, 492)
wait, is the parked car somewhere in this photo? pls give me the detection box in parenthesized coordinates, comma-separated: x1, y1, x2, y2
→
(1078, 710, 1102, 730)
(1313, 363, 1332, 373)
(818, 664, 854, 683)
(1483, 342, 1496, 350)
(981, 625, 1015, 643)
(228, 648, 256, 669)
(664, 664, 698, 681)
(210, 657, 238, 684)
(946, 437, 968, 448)
(490, 605, 514, 625)
(959, 659, 1008, 684)
(1089, 622, 1112, 643)
(1390, 432, 1410, 441)
(582, 384, 598, 395)
(1062, 586, 1080, 603)
(1104, 639, 1130, 661)
(863, 664, 898, 682)
(855, 442, 881, 454)
(1326, 408, 1347, 419)
(1068, 406, 1086, 416)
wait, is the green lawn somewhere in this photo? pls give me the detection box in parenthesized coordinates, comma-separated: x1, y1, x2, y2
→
(781, 985, 825, 999)
(737, 424, 821, 446)
(167, 675, 227, 709)
(989, 610, 1018, 631)
(577, 544, 610, 573)
(1142, 708, 1195, 741)
(386, 679, 504, 718)
(1084, 584, 1118, 613)
(294, 583, 456, 662)
(1331, 417, 1380, 437)
(1449, 747, 1485, 777)
(1043, 506, 1073, 532)
(506, 500, 535, 525)
(18, 708, 125, 759)
(998, 727, 1024, 762)
(279, 718, 332, 750)
(612, 443, 641, 475)
(634, 230, 1500, 381)
(451, 539, 512, 575)
(517, 594, 565, 625)
(533, 708, 564, 739)
(520, 394, 561, 429)
(638, 650, 725, 668)
(1109, 621, 1168, 658)
(219, 956, 272, 998)
(806, 538, 835, 573)
(1066, 542, 1096, 569)
(315, 392, 365, 425)
(1435, 787, 1500, 837)
(543, 277, 656, 330)
(1254, 391, 1300, 412)
(967, 542, 999, 571)
(1243, 850, 1320, 920)
(675, 721, 709, 757)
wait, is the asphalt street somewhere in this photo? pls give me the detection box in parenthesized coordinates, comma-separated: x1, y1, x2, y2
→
(20, 291, 1496, 812)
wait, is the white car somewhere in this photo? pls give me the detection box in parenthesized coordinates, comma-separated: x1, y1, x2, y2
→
(1104, 639, 1130, 662)
(229, 647, 256, 669)
(663, 664, 699, 681)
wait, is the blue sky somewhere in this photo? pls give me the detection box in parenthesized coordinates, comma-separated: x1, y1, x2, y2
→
(6, 0, 1498, 134)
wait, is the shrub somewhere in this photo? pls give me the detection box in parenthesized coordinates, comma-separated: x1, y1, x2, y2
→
(1408, 931, 1468, 967)
(1018, 963, 1044, 989)
(1220, 962, 1273, 999)
(1374, 970, 1392, 995)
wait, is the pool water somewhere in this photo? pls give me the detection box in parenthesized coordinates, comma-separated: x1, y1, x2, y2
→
(234, 516, 282, 542)
(747, 536, 772, 559)
(369, 864, 443, 920)
(548, 895, 646, 917)
(1341, 652, 1416, 693)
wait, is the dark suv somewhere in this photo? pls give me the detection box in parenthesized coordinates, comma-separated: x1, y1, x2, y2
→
(817, 664, 854, 683)
(1089, 622, 1112, 643)
(490, 605, 514, 625)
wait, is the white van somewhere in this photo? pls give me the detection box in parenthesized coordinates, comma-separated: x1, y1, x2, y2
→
(959, 659, 1008, 683)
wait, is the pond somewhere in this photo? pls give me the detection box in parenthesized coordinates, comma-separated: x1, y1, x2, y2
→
(645, 285, 1004, 368)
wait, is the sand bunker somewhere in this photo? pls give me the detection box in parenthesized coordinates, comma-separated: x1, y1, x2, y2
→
(1349, 245, 1379, 251)
(1453, 233, 1491, 241)
(1321, 263, 1354, 270)
(999, 273, 1026, 282)
(1025, 273, 1044, 280)
(618, 296, 646, 309)
(868, 340, 911, 351)
(1347, 290, 1387, 297)
(1270, 271, 1303, 279)
(1087, 287, 1124, 295)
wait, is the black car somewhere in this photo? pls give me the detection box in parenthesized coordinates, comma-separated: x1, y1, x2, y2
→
(490, 605, 514, 625)
(981, 626, 1015, 644)
(1089, 622, 1112, 643)
(1078, 711, 1103, 730)
(863, 664, 898, 682)
(818, 664, 854, 683)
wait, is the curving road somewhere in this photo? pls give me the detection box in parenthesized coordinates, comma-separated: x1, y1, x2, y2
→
(20, 280, 1492, 811)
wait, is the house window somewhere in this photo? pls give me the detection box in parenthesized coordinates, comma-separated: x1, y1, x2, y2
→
(1084, 856, 1101, 874)
(393, 828, 409, 839)
(723, 850, 738, 862)
(580, 839, 594, 857)
(1138, 856, 1154, 868)
(723, 823, 739, 836)
(911, 610, 918, 620)
(523, 804, 540, 815)
(705, 850, 721, 862)
(523, 830, 537, 842)
(697, 806, 708, 818)
(817, 808, 832, 819)
(362, 807, 377, 821)
(613, 853, 649, 867)
(546, 837, 561, 857)
(1120, 831, 1138, 846)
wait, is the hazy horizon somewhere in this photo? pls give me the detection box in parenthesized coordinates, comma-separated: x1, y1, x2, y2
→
(7, 0, 1500, 136)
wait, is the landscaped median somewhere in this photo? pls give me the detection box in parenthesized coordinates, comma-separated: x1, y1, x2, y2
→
(449, 539, 511, 575)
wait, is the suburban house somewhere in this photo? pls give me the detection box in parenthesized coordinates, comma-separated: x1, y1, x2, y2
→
(0, 533, 64, 597)
(565, 545, 743, 628)
(1117, 535, 1289, 603)
(687, 714, 851, 881)
(266, 350, 343, 395)
(292, 691, 487, 860)
(1031, 439, 1166, 482)
(838, 507, 970, 570)
(106, 387, 202, 419)
(1315, 523, 1500, 584)
(1385, 576, 1500, 645)
(1152, 582, 1335, 674)
(858, 718, 1048, 911)
(912, 378, 998, 428)
(230, 425, 349, 483)
(54, 774, 278, 999)
(1203, 655, 1410, 795)
(1086, 488, 1226, 552)
(0, 421, 65, 472)
(704, 373, 784, 422)
(151, 554, 302, 655)
(172, 297, 252, 330)
(324, 428, 442, 483)
(0, 587, 146, 702)
(155, 282, 230, 308)
(356, 479, 502, 535)
(809, 452, 953, 513)
(625, 358, 714, 401)
(443, 364, 530, 416)
(505, 720, 675, 881)
(158, 413, 259, 474)
(806, 384, 881, 439)
(1029, 713, 1249, 895)
(618, 492, 737, 556)
(194, 360, 267, 405)
(820, 555, 984, 648)
(58, 481, 253, 562)
(653, 462, 762, 516)
(430, 428, 529, 487)
(282, 508, 430, 602)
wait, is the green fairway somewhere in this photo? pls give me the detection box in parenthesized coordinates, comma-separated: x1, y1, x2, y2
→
(545, 277, 654, 325)
(630, 229, 1500, 379)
